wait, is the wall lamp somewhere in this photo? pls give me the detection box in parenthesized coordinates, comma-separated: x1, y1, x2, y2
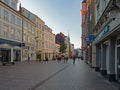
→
(108, 0, 120, 20)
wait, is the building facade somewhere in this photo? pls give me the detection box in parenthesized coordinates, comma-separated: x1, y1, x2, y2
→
(0, 0, 22, 63)
(21, 7, 36, 61)
(35, 16, 45, 61)
(81, 0, 120, 82)
(94, 0, 120, 81)
(43, 25, 55, 61)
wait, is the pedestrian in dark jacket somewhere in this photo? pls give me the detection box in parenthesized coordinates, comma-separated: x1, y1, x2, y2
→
(45, 57, 48, 61)
(73, 56, 76, 64)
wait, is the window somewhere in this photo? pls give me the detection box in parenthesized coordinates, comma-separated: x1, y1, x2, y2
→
(11, 15, 15, 24)
(23, 33, 26, 42)
(28, 24, 30, 31)
(42, 42, 44, 48)
(11, 27, 15, 39)
(3, 24, 8, 37)
(11, 1, 16, 10)
(39, 24, 41, 29)
(0, 22, 2, 35)
(17, 18, 21, 27)
(28, 36, 30, 42)
(117, 39, 120, 45)
(32, 27, 35, 33)
(4, 0, 9, 5)
(4, 10, 9, 21)
(24, 22, 28, 29)
(0, 6, 1, 18)
(17, 29, 21, 40)
(42, 26, 44, 30)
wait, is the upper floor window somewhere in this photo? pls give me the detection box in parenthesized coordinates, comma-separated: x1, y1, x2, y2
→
(11, 27, 15, 39)
(17, 18, 21, 27)
(17, 29, 21, 40)
(11, 14, 15, 24)
(42, 26, 44, 31)
(4, 10, 9, 21)
(28, 36, 30, 42)
(4, 0, 9, 5)
(24, 22, 28, 29)
(28, 24, 31, 31)
(3, 24, 8, 37)
(11, 1, 16, 10)
(0, 7, 1, 18)
(39, 24, 41, 29)
(32, 27, 35, 33)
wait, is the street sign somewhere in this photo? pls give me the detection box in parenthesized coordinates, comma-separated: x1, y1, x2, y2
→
(85, 35, 95, 42)
(19, 43, 25, 47)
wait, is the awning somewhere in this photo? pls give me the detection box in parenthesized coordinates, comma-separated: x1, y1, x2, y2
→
(0, 44, 12, 48)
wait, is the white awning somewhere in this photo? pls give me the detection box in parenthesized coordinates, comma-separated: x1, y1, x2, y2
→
(13, 46, 21, 50)
(0, 44, 12, 48)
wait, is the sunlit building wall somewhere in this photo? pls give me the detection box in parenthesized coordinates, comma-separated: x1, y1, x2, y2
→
(55, 43, 60, 58)
(0, 1, 22, 62)
(43, 25, 55, 61)
(21, 7, 36, 61)
(71, 44, 74, 57)
(64, 36, 69, 57)
(81, 0, 87, 60)
(35, 16, 45, 61)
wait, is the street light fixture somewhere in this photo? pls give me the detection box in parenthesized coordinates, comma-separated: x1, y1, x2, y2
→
(108, 0, 120, 20)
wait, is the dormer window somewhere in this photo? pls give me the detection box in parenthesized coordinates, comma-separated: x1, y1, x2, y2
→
(11, 1, 16, 10)
(4, 0, 9, 5)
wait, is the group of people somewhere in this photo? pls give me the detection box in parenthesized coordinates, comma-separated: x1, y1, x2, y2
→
(55, 55, 77, 64)
(32, 54, 77, 64)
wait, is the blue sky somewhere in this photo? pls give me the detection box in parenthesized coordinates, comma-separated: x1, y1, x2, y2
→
(20, 0, 82, 48)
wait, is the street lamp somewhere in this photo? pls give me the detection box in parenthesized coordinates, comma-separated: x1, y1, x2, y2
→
(108, 0, 120, 20)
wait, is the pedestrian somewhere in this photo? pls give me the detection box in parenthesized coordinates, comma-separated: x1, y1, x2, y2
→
(45, 57, 48, 61)
(28, 56, 30, 62)
(73, 56, 76, 64)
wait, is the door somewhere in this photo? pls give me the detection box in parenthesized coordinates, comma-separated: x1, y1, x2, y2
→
(117, 47, 120, 78)
(1, 49, 11, 62)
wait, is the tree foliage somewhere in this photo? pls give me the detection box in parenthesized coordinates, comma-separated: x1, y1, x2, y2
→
(59, 42, 67, 54)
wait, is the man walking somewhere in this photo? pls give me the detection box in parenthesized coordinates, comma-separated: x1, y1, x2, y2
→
(73, 56, 76, 64)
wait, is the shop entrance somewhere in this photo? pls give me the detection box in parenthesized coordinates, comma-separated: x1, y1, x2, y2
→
(0, 49, 11, 62)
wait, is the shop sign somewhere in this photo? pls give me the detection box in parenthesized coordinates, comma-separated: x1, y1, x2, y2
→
(102, 25, 109, 35)
(85, 35, 95, 42)
(19, 43, 25, 47)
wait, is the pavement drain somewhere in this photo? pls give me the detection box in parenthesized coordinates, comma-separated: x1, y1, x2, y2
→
(28, 64, 70, 90)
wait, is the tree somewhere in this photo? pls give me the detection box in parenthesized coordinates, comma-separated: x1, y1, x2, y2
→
(59, 42, 67, 54)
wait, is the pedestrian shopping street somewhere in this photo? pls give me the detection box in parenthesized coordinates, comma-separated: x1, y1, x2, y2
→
(0, 59, 118, 90)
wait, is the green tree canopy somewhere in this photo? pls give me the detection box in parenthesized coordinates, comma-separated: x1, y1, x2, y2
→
(59, 42, 67, 54)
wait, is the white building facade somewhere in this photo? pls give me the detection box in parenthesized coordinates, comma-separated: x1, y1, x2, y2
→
(0, 0, 22, 62)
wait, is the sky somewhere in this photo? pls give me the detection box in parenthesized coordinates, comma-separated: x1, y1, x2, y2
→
(20, 0, 82, 48)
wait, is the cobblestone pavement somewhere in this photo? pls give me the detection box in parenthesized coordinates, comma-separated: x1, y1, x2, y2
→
(0, 60, 118, 90)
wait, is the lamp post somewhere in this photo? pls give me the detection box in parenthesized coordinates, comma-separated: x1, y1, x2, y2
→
(108, 0, 120, 20)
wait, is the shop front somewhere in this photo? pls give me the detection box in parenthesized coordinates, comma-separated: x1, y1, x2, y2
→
(0, 39, 21, 64)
